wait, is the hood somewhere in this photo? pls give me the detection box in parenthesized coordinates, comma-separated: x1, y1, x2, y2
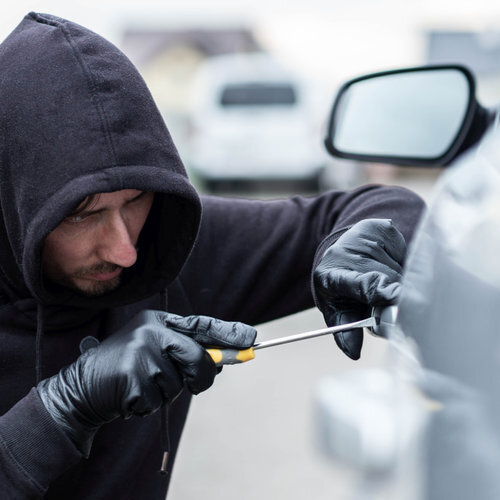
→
(0, 12, 201, 311)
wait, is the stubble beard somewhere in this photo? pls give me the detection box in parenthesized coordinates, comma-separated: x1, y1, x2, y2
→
(72, 263, 123, 296)
(47, 262, 124, 297)
(74, 274, 122, 297)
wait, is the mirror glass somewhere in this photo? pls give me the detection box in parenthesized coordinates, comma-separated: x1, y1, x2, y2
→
(329, 69, 471, 160)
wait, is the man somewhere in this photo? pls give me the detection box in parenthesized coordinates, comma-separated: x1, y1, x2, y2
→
(0, 12, 424, 499)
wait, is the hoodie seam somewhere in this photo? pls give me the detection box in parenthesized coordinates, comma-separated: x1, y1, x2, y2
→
(58, 25, 118, 166)
(29, 12, 60, 28)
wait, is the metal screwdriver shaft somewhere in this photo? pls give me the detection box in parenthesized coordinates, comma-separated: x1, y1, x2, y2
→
(206, 316, 377, 366)
(253, 317, 377, 350)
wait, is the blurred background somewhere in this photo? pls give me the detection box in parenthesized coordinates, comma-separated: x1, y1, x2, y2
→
(3, 0, 500, 197)
(3, 1, 500, 498)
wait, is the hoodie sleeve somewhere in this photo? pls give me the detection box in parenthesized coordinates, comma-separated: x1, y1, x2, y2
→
(0, 388, 82, 498)
(180, 184, 425, 325)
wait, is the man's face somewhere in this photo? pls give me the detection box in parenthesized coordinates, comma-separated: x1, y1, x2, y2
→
(43, 189, 155, 296)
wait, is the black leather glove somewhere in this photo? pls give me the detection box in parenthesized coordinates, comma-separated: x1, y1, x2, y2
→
(313, 218, 406, 360)
(37, 310, 256, 455)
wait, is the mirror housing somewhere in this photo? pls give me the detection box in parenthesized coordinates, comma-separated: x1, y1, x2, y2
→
(324, 65, 491, 167)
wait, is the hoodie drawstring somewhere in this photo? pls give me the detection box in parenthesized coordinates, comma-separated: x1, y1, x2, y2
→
(35, 303, 45, 384)
(159, 289, 170, 475)
(159, 405, 171, 475)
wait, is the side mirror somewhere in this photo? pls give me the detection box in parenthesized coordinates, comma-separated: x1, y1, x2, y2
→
(324, 65, 490, 167)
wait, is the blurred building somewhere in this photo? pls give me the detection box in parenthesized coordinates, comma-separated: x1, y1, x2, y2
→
(121, 27, 263, 158)
(122, 28, 262, 112)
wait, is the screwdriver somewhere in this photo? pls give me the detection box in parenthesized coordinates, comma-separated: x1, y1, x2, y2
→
(207, 316, 378, 367)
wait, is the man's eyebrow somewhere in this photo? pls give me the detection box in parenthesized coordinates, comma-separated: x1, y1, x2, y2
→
(127, 191, 148, 204)
(66, 205, 102, 218)
(66, 195, 100, 218)
(65, 192, 149, 219)
(79, 191, 148, 213)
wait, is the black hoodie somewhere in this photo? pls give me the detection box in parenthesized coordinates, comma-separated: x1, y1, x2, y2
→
(0, 12, 424, 500)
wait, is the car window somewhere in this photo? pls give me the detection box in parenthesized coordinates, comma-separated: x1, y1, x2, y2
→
(219, 83, 297, 106)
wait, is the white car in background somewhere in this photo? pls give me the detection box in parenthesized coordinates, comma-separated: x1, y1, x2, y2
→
(186, 52, 334, 192)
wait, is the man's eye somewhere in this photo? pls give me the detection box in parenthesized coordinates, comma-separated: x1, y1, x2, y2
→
(64, 214, 88, 224)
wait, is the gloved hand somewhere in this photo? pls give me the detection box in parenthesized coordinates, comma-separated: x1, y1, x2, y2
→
(313, 218, 406, 360)
(37, 310, 256, 455)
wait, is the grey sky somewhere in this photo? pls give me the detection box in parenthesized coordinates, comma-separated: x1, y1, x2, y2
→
(3, 1, 500, 87)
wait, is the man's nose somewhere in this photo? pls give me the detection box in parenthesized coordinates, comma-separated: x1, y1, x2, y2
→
(97, 215, 137, 268)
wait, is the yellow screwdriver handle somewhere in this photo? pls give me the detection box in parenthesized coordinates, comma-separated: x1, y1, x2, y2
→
(206, 347, 255, 367)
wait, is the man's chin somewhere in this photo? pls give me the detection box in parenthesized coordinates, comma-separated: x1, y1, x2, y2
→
(71, 276, 122, 297)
